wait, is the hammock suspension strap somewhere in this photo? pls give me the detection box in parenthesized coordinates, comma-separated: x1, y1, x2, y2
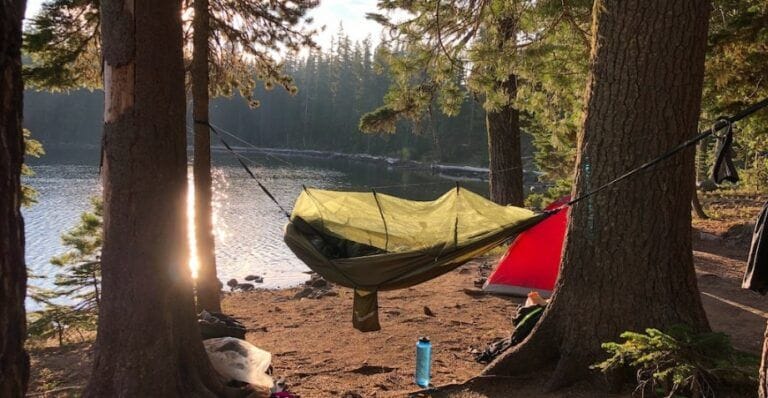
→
(194, 120, 291, 220)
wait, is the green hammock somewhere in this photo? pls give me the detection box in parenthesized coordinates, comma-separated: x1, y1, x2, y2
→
(284, 186, 548, 332)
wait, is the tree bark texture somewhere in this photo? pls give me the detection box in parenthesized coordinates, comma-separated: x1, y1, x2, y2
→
(487, 74, 523, 206)
(85, 1, 228, 396)
(484, 0, 712, 389)
(487, 17, 523, 206)
(192, 0, 221, 313)
(0, 1, 29, 396)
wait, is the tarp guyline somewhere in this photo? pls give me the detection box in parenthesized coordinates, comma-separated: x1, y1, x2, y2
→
(194, 96, 768, 332)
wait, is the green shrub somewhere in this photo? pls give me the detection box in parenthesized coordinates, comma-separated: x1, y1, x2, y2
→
(592, 325, 758, 398)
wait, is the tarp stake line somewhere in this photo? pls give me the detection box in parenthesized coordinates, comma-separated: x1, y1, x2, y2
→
(195, 120, 292, 220)
(565, 97, 768, 208)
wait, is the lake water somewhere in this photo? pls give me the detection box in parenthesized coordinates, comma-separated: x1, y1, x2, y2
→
(23, 146, 490, 302)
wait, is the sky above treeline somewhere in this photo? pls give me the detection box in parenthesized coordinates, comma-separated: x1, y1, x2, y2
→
(24, 0, 384, 49)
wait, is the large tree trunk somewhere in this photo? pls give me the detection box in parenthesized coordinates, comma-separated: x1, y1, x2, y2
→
(85, 1, 232, 396)
(192, 0, 221, 313)
(484, 0, 711, 390)
(487, 16, 523, 206)
(0, 1, 29, 396)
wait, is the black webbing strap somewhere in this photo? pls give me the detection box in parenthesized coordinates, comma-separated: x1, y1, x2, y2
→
(194, 120, 291, 220)
(711, 118, 739, 184)
(567, 97, 768, 207)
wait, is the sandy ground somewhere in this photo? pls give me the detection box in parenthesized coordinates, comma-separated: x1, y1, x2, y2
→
(27, 195, 767, 397)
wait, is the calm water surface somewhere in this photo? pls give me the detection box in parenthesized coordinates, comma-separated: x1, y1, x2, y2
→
(23, 146, 489, 303)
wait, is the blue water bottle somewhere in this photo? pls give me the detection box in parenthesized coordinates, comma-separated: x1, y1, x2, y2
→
(415, 336, 432, 388)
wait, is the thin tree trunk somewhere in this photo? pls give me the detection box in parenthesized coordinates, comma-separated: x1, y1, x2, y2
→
(487, 74, 523, 206)
(0, 1, 29, 396)
(192, 0, 221, 313)
(91, 269, 100, 307)
(487, 17, 523, 206)
(692, 190, 708, 219)
(692, 142, 708, 219)
(484, 0, 711, 390)
(85, 1, 233, 396)
(56, 324, 63, 348)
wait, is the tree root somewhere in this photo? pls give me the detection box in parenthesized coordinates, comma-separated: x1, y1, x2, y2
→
(480, 311, 604, 392)
(544, 353, 589, 392)
(482, 319, 559, 376)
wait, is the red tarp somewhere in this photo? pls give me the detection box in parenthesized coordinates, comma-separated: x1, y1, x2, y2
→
(482, 197, 569, 297)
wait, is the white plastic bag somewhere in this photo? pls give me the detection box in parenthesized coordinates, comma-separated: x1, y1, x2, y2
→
(203, 337, 273, 389)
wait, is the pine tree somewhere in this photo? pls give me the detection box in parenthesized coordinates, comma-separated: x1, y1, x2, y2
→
(23, 17, 497, 168)
(49, 198, 102, 309)
(0, 0, 30, 395)
(360, 0, 592, 205)
(485, 0, 712, 389)
(28, 198, 101, 347)
(517, 0, 768, 202)
(21, 129, 45, 207)
(25, 0, 319, 313)
(23, 0, 101, 90)
(84, 1, 243, 395)
(704, 0, 768, 190)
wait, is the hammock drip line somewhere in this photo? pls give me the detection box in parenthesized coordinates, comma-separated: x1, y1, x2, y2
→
(194, 120, 292, 220)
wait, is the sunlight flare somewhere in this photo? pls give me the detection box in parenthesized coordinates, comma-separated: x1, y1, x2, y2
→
(187, 170, 199, 279)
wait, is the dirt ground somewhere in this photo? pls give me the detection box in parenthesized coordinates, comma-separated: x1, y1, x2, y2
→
(27, 193, 768, 397)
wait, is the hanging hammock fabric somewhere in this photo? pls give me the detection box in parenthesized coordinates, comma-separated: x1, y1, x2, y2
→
(284, 186, 549, 332)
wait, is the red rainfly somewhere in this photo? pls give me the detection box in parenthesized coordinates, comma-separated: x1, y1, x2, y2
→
(483, 197, 569, 296)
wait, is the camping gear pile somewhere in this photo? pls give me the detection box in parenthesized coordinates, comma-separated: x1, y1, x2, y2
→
(474, 292, 549, 364)
(204, 337, 274, 391)
(198, 312, 301, 397)
(199, 310, 247, 340)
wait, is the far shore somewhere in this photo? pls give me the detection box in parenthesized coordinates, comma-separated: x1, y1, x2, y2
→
(215, 144, 542, 183)
(26, 141, 544, 184)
